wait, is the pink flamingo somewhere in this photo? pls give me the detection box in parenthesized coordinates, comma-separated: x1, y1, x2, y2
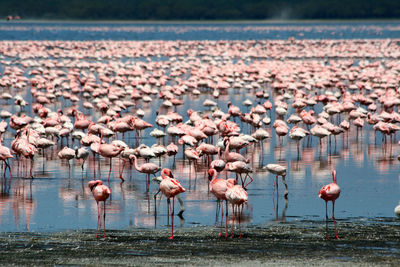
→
(263, 163, 288, 199)
(225, 161, 253, 189)
(210, 147, 226, 173)
(208, 168, 235, 237)
(58, 146, 75, 176)
(223, 138, 249, 163)
(88, 180, 111, 238)
(159, 168, 186, 239)
(98, 131, 124, 181)
(0, 141, 13, 178)
(196, 142, 218, 166)
(129, 154, 161, 191)
(166, 142, 178, 162)
(319, 169, 341, 239)
(225, 180, 248, 238)
(12, 129, 37, 178)
(72, 109, 91, 131)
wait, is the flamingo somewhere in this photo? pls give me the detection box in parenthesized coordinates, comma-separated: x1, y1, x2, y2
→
(395, 201, 400, 218)
(263, 164, 288, 199)
(319, 169, 341, 239)
(129, 154, 161, 191)
(75, 146, 89, 170)
(208, 168, 235, 237)
(184, 147, 200, 179)
(196, 142, 218, 166)
(289, 126, 308, 155)
(225, 161, 253, 189)
(0, 142, 13, 178)
(166, 142, 178, 158)
(88, 180, 111, 238)
(98, 131, 124, 181)
(58, 146, 75, 166)
(12, 130, 37, 178)
(225, 180, 248, 238)
(310, 125, 330, 149)
(223, 138, 249, 163)
(159, 168, 186, 239)
(210, 147, 226, 173)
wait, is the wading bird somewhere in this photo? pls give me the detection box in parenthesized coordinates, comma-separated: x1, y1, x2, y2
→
(88, 180, 111, 238)
(319, 169, 341, 239)
(159, 168, 186, 239)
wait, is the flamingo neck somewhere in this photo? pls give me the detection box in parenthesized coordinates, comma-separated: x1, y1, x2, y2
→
(209, 169, 217, 182)
(224, 140, 230, 156)
(132, 155, 140, 171)
(333, 172, 337, 183)
(217, 147, 222, 160)
(99, 131, 104, 143)
(89, 183, 98, 191)
(161, 169, 171, 179)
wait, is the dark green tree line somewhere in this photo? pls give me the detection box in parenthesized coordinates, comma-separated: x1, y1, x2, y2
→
(1, 0, 400, 20)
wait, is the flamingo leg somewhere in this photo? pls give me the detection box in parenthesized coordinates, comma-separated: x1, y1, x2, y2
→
(6, 159, 12, 179)
(215, 199, 220, 221)
(68, 160, 71, 179)
(146, 174, 150, 193)
(238, 204, 242, 239)
(244, 174, 253, 189)
(103, 201, 107, 238)
(169, 197, 175, 239)
(230, 204, 235, 239)
(1, 161, 4, 177)
(225, 201, 229, 237)
(154, 189, 161, 200)
(219, 200, 223, 237)
(119, 159, 126, 181)
(166, 198, 170, 226)
(282, 175, 288, 199)
(177, 196, 184, 218)
(325, 201, 329, 240)
(30, 157, 34, 178)
(108, 157, 112, 182)
(332, 200, 339, 239)
(96, 202, 100, 238)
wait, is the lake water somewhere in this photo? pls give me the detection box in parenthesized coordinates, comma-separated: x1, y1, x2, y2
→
(0, 21, 399, 236)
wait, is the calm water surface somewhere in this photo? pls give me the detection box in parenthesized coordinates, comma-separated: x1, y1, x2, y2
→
(0, 21, 399, 233)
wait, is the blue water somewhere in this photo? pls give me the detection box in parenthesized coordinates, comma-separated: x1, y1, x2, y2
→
(1, 21, 400, 40)
(0, 21, 399, 233)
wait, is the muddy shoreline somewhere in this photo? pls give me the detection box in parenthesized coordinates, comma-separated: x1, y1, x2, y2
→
(1, 219, 399, 266)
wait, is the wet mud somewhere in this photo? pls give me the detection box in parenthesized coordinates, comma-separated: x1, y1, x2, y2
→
(1, 218, 400, 266)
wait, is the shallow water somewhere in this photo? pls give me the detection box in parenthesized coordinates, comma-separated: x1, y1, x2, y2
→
(0, 23, 399, 265)
(1, 20, 400, 40)
(0, 89, 399, 233)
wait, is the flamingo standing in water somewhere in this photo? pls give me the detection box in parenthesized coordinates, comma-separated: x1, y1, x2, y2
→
(159, 168, 186, 239)
(319, 169, 341, 239)
(0, 142, 13, 178)
(208, 168, 235, 237)
(97, 131, 124, 181)
(88, 180, 111, 238)
(225, 179, 248, 238)
(263, 164, 288, 199)
(129, 154, 161, 191)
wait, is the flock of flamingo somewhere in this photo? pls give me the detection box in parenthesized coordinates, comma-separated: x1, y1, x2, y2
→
(0, 38, 399, 240)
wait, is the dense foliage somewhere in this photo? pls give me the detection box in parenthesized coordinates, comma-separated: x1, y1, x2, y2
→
(1, 0, 400, 20)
